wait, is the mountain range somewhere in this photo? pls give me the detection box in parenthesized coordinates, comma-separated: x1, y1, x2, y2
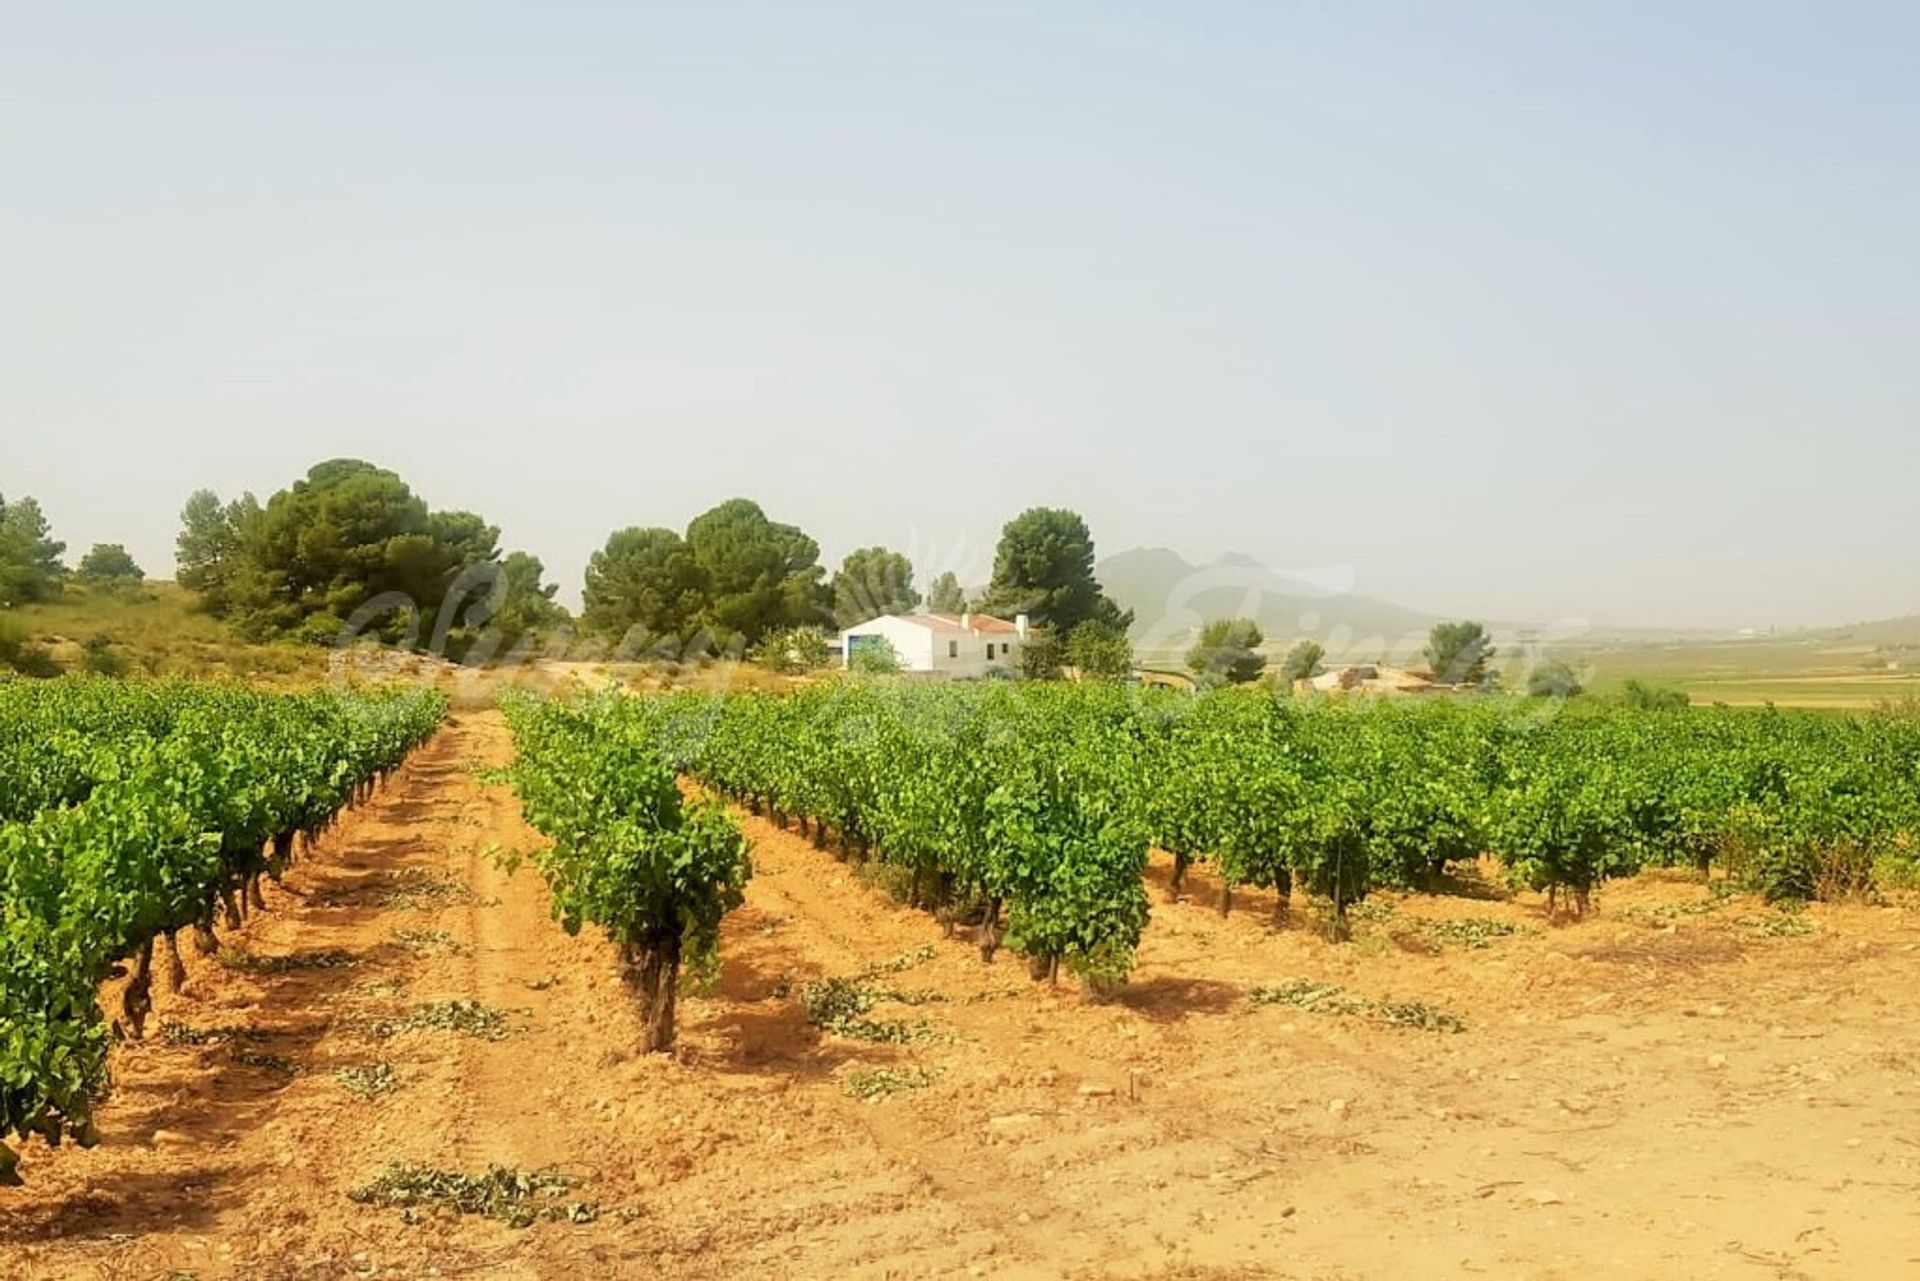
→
(1095, 547, 1441, 658)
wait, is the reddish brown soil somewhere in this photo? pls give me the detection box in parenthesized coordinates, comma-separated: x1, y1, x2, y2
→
(7, 712, 1920, 1279)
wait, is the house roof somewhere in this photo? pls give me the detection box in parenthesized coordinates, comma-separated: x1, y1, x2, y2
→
(859, 612, 1021, 636)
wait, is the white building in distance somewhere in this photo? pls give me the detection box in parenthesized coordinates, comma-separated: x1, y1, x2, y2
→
(841, 612, 1029, 678)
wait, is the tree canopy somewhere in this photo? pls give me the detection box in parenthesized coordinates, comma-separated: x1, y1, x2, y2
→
(926, 571, 968, 614)
(831, 546, 919, 626)
(685, 499, 828, 643)
(584, 499, 827, 649)
(77, 543, 144, 585)
(1067, 620, 1133, 682)
(1279, 640, 1326, 685)
(582, 527, 705, 646)
(0, 495, 67, 606)
(979, 507, 1131, 633)
(175, 460, 553, 654)
(1527, 660, 1584, 699)
(474, 552, 570, 655)
(1425, 620, 1497, 687)
(175, 489, 260, 615)
(1187, 618, 1266, 686)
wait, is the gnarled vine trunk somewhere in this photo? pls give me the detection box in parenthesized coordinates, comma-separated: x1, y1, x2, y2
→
(624, 934, 684, 1053)
(121, 938, 155, 1039)
(163, 929, 188, 991)
(1272, 867, 1292, 923)
(978, 896, 1004, 962)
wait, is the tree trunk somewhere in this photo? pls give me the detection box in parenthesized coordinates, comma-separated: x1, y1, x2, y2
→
(1170, 851, 1191, 900)
(630, 936, 682, 1053)
(1272, 867, 1292, 924)
(122, 939, 155, 1040)
(164, 930, 188, 992)
(979, 897, 1003, 962)
(1325, 893, 1352, 943)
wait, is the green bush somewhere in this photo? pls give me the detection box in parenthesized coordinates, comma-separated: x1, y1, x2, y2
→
(1622, 679, 1689, 711)
(79, 636, 127, 678)
(849, 636, 904, 676)
(1527, 661, 1584, 699)
(0, 620, 61, 678)
(1751, 843, 1816, 904)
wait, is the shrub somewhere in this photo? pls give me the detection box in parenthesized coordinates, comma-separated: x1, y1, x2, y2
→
(1278, 640, 1325, 685)
(1187, 618, 1265, 686)
(1622, 679, 1689, 711)
(0, 619, 61, 677)
(750, 626, 830, 674)
(1751, 843, 1816, 904)
(1066, 620, 1132, 682)
(848, 636, 904, 675)
(1527, 661, 1584, 699)
(79, 635, 127, 678)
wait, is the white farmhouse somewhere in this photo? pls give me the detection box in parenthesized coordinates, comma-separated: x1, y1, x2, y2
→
(841, 612, 1029, 678)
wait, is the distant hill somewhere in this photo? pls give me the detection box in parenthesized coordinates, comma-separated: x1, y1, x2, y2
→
(1096, 547, 1439, 660)
(1820, 615, 1920, 648)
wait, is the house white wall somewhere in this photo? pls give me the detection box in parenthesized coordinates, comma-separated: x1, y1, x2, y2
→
(929, 629, 1021, 679)
(843, 615, 936, 671)
(841, 614, 1026, 678)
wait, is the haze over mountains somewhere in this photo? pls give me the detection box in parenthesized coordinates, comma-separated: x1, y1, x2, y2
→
(1097, 547, 1440, 657)
(1094, 547, 1759, 657)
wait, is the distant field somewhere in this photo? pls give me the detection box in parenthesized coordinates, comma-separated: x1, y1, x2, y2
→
(1555, 637, 1920, 708)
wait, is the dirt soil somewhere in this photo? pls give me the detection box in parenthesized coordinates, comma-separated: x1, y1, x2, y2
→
(7, 712, 1920, 1280)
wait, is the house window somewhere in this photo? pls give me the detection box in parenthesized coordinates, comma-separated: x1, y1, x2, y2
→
(948, 640, 958, 659)
(986, 643, 995, 659)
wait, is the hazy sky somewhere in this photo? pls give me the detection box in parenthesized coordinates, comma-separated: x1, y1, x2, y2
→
(4, 3, 1916, 630)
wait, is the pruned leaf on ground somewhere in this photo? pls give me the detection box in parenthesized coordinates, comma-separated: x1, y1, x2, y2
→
(160, 1020, 266, 1047)
(335, 1062, 399, 1099)
(348, 1162, 597, 1228)
(844, 1065, 938, 1102)
(317, 867, 472, 910)
(1249, 978, 1465, 1033)
(221, 947, 362, 974)
(1737, 911, 1816, 938)
(228, 1046, 299, 1074)
(391, 928, 466, 957)
(855, 944, 938, 978)
(353, 999, 514, 1041)
(1411, 917, 1532, 949)
(798, 976, 948, 1044)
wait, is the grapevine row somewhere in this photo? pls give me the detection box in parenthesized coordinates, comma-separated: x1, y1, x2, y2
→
(0, 678, 446, 1184)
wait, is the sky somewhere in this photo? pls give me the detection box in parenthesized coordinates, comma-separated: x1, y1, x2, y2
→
(3, 3, 1916, 631)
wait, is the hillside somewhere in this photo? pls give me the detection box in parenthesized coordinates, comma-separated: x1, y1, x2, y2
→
(0, 582, 325, 683)
(1097, 546, 1438, 656)
(1822, 614, 1920, 648)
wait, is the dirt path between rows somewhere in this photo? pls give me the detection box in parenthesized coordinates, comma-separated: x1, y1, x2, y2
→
(8, 712, 1920, 1279)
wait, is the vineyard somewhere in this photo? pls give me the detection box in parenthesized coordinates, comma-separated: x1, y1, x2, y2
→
(0, 678, 445, 1185)
(503, 682, 1920, 1006)
(6, 679, 1920, 1277)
